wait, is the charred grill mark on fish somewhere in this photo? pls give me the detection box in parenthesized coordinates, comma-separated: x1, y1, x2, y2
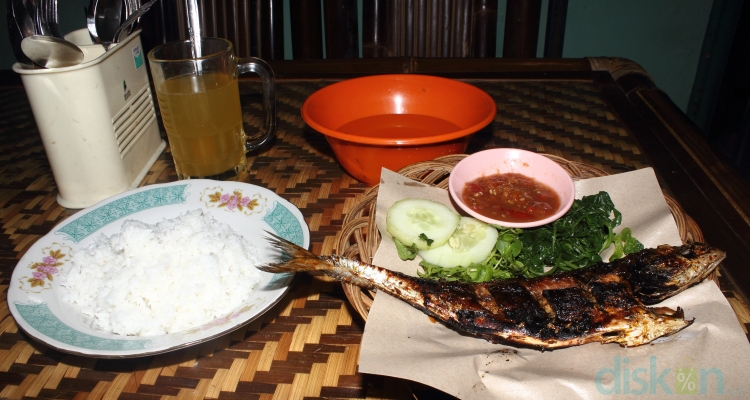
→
(588, 281, 640, 312)
(259, 234, 725, 349)
(487, 283, 550, 331)
(544, 287, 597, 338)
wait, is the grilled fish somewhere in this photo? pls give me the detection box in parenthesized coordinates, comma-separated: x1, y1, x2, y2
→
(259, 235, 725, 349)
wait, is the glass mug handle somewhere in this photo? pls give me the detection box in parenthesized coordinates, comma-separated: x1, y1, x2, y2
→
(237, 57, 276, 152)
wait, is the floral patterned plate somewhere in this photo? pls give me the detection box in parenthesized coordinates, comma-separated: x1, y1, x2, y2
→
(8, 180, 309, 358)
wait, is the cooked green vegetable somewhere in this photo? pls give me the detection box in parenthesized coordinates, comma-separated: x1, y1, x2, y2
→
(514, 191, 635, 277)
(415, 191, 644, 282)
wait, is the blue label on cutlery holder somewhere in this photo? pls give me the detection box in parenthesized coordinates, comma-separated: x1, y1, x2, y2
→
(133, 45, 143, 69)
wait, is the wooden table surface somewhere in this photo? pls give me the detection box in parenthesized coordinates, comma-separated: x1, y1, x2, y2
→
(0, 58, 749, 400)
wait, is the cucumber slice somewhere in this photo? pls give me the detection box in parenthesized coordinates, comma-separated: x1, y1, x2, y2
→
(386, 198, 460, 250)
(418, 217, 499, 267)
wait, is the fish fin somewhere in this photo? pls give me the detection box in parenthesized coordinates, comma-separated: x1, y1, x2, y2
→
(258, 232, 333, 273)
(597, 306, 692, 347)
(650, 306, 685, 319)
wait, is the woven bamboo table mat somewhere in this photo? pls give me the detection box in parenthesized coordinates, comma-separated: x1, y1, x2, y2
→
(0, 79, 748, 400)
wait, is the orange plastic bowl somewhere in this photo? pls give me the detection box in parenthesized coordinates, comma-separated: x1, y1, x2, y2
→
(301, 74, 497, 186)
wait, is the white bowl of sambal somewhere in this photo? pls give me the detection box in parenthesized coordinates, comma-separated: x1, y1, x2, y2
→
(449, 149, 575, 228)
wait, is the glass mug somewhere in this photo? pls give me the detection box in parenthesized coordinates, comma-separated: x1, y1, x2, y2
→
(147, 38, 275, 180)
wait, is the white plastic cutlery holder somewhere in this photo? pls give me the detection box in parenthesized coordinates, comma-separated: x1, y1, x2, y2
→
(12, 29, 165, 209)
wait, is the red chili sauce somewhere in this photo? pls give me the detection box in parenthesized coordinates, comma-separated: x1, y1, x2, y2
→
(461, 173, 561, 223)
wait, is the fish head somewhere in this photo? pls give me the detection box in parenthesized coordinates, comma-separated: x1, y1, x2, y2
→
(627, 243, 726, 304)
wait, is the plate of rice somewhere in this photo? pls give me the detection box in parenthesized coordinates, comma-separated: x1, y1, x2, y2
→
(8, 180, 309, 357)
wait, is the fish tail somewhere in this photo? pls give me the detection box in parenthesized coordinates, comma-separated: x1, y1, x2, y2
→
(258, 232, 334, 273)
(260, 232, 427, 298)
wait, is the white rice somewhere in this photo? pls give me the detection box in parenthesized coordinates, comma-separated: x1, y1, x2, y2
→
(60, 209, 262, 336)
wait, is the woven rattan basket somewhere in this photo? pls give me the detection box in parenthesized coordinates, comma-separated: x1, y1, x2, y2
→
(334, 154, 711, 321)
